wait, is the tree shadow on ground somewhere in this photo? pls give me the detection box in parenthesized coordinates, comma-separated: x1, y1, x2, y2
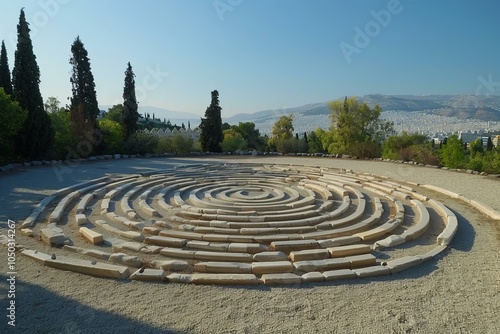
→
(0, 274, 187, 334)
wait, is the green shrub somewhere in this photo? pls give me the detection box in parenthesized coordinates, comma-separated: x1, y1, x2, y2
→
(123, 131, 158, 155)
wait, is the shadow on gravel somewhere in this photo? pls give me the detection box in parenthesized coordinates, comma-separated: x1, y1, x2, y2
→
(0, 274, 187, 334)
(449, 209, 475, 253)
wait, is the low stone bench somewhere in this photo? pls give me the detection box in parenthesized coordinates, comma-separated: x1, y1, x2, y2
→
(383, 256, 424, 274)
(329, 198, 366, 228)
(186, 240, 229, 252)
(328, 244, 371, 258)
(41, 225, 69, 246)
(130, 269, 166, 281)
(270, 239, 318, 252)
(253, 251, 288, 262)
(22, 250, 130, 279)
(373, 235, 405, 249)
(159, 229, 205, 241)
(346, 254, 376, 269)
(109, 252, 143, 268)
(301, 272, 325, 283)
(353, 219, 400, 241)
(76, 193, 95, 214)
(251, 261, 293, 275)
(167, 273, 259, 285)
(79, 227, 104, 245)
(195, 262, 252, 274)
(401, 200, 430, 241)
(228, 243, 267, 254)
(293, 258, 350, 272)
(195, 251, 253, 263)
(151, 259, 193, 271)
(144, 236, 187, 248)
(318, 235, 362, 248)
(160, 247, 196, 260)
(353, 265, 391, 278)
(260, 273, 301, 285)
(289, 249, 330, 262)
(323, 269, 357, 281)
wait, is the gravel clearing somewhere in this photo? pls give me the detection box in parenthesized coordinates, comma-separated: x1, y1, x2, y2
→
(1, 156, 499, 334)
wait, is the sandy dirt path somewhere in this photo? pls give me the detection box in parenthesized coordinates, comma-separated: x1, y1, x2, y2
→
(1, 156, 499, 334)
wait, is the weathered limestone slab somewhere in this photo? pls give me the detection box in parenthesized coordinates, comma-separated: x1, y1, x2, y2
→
(159, 229, 205, 241)
(202, 234, 230, 242)
(191, 273, 259, 285)
(253, 251, 288, 262)
(318, 236, 361, 248)
(23, 250, 130, 279)
(346, 254, 376, 269)
(144, 236, 187, 247)
(20, 228, 34, 237)
(437, 215, 459, 246)
(260, 273, 301, 285)
(270, 239, 318, 252)
(151, 259, 193, 271)
(195, 251, 253, 263)
(142, 226, 163, 235)
(328, 244, 371, 258)
(384, 256, 424, 274)
(113, 241, 146, 253)
(228, 243, 268, 254)
(160, 248, 196, 260)
(21, 249, 53, 264)
(251, 261, 293, 275)
(76, 193, 94, 214)
(75, 214, 88, 226)
(130, 269, 166, 281)
(323, 269, 357, 281)
(167, 273, 194, 283)
(301, 272, 325, 283)
(140, 246, 163, 254)
(354, 219, 400, 241)
(289, 249, 330, 262)
(195, 262, 252, 274)
(293, 258, 350, 272)
(421, 184, 460, 198)
(79, 227, 104, 245)
(108, 252, 143, 268)
(123, 221, 146, 231)
(353, 266, 391, 278)
(401, 200, 430, 241)
(469, 200, 500, 220)
(41, 225, 69, 246)
(373, 235, 405, 249)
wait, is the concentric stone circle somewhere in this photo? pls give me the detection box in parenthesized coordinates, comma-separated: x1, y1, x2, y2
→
(19, 163, 460, 285)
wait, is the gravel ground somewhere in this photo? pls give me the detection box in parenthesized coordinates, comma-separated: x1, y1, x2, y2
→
(0, 156, 499, 334)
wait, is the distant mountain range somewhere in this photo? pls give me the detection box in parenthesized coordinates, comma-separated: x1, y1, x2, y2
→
(224, 94, 500, 123)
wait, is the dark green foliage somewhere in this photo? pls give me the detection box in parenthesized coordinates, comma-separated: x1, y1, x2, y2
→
(0, 41, 13, 95)
(230, 122, 265, 150)
(440, 135, 467, 168)
(0, 88, 27, 163)
(123, 131, 159, 155)
(199, 90, 223, 152)
(12, 9, 54, 160)
(104, 104, 124, 124)
(48, 108, 77, 160)
(327, 96, 393, 158)
(122, 62, 139, 139)
(69, 36, 100, 154)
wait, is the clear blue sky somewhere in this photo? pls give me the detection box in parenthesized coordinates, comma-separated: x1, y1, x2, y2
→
(1, 0, 499, 118)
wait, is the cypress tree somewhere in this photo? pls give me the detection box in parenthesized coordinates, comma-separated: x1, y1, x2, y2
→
(0, 41, 13, 95)
(69, 36, 100, 154)
(122, 62, 139, 139)
(12, 9, 54, 160)
(199, 90, 223, 152)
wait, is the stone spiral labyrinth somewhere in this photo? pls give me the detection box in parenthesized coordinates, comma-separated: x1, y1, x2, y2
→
(18, 163, 460, 285)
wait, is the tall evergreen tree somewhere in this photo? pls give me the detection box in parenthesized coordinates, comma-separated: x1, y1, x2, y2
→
(12, 9, 53, 160)
(69, 36, 100, 153)
(122, 62, 139, 139)
(199, 90, 223, 152)
(0, 41, 13, 95)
